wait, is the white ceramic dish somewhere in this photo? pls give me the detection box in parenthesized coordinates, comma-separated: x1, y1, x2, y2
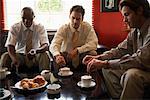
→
(14, 81, 48, 90)
(0, 89, 11, 100)
(77, 80, 96, 88)
(58, 71, 73, 76)
(46, 84, 61, 94)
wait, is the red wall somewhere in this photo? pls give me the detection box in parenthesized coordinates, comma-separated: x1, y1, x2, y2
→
(0, 0, 5, 33)
(0, 1, 2, 31)
(92, 0, 128, 49)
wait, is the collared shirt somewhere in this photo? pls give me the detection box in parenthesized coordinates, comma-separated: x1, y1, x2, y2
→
(5, 21, 49, 53)
(101, 18, 150, 70)
(50, 21, 98, 56)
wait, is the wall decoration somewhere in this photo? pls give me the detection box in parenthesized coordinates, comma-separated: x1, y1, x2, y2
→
(101, 0, 119, 12)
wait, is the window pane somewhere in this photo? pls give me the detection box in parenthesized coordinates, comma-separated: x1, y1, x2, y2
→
(4, 0, 92, 30)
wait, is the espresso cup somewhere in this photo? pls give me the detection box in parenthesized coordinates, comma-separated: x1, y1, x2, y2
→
(59, 67, 70, 75)
(81, 75, 92, 87)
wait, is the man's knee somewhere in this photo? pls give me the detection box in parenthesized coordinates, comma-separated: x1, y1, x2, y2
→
(36, 52, 51, 70)
(0, 52, 11, 67)
(121, 68, 142, 86)
(88, 50, 97, 55)
(84, 50, 97, 56)
(1, 52, 10, 60)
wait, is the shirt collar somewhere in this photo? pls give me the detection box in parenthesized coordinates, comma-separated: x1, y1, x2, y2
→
(21, 21, 34, 31)
(69, 22, 82, 33)
(139, 18, 150, 37)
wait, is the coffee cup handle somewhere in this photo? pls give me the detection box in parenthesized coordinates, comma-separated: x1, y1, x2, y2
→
(91, 79, 95, 82)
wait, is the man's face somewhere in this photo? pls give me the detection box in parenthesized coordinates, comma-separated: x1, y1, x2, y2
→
(69, 11, 83, 29)
(121, 6, 140, 28)
(22, 10, 34, 28)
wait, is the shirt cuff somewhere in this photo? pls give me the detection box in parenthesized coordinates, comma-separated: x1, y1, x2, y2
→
(77, 47, 82, 54)
(108, 59, 120, 69)
(53, 52, 61, 57)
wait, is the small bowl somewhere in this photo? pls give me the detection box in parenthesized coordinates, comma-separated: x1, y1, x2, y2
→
(46, 84, 61, 94)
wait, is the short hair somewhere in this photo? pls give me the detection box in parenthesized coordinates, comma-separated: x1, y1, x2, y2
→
(21, 7, 35, 17)
(119, 0, 150, 18)
(70, 5, 85, 18)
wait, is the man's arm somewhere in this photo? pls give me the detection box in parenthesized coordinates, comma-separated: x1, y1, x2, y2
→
(7, 45, 19, 67)
(50, 26, 64, 56)
(77, 25, 98, 54)
(36, 43, 49, 53)
(99, 29, 150, 70)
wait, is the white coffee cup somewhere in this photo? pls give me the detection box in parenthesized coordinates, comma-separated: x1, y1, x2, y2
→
(59, 67, 70, 75)
(81, 75, 92, 87)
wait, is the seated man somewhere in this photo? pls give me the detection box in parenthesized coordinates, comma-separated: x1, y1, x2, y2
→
(50, 5, 98, 72)
(0, 7, 50, 74)
(83, 0, 150, 99)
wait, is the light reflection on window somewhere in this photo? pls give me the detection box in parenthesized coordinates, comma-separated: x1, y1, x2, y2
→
(4, 0, 92, 30)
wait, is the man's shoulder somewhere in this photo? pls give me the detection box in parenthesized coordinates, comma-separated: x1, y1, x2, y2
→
(58, 23, 70, 30)
(81, 21, 92, 28)
(9, 21, 22, 32)
(33, 22, 44, 28)
(11, 21, 22, 28)
(80, 21, 93, 31)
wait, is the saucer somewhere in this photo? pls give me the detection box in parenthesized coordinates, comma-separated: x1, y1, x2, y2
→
(0, 89, 11, 100)
(77, 81, 96, 88)
(58, 71, 73, 76)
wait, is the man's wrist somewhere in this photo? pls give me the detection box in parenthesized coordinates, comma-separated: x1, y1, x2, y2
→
(104, 60, 110, 69)
(97, 55, 102, 60)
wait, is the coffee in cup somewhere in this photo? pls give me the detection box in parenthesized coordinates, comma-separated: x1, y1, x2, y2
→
(81, 75, 92, 87)
(59, 67, 70, 75)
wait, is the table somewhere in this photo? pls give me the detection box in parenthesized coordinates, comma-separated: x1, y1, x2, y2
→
(0, 72, 109, 100)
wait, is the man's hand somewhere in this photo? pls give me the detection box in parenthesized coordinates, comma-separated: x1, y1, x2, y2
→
(87, 59, 108, 73)
(7, 45, 20, 68)
(55, 55, 66, 66)
(68, 48, 78, 59)
(82, 55, 101, 65)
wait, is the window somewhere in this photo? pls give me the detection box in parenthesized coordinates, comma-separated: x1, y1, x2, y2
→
(4, 0, 92, 30)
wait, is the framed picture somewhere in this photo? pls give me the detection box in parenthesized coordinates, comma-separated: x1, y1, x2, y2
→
(101, 0, 119, 12)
